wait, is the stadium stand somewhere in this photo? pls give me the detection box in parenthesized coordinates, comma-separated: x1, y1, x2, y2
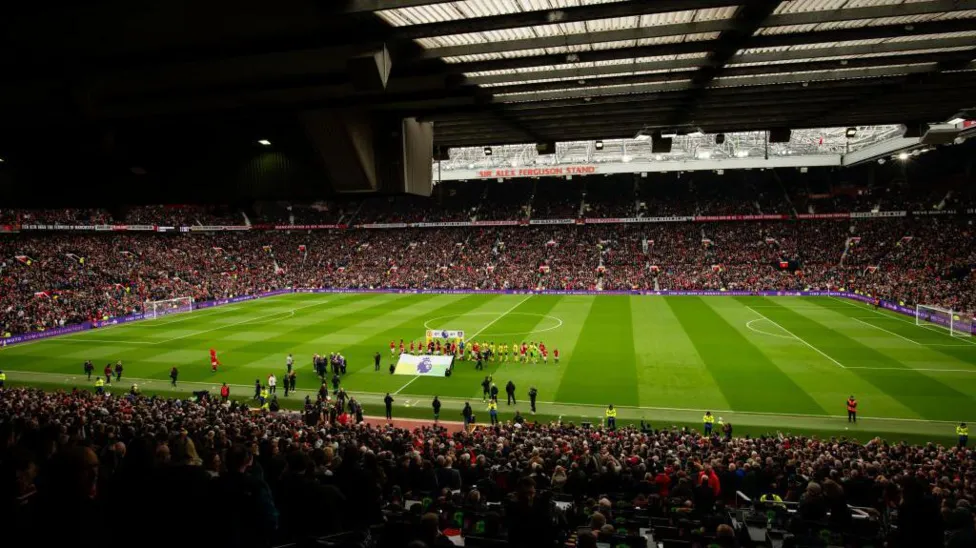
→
(2, 191, 975, 547)
(1, 385, 973, 548)
(2, 194, 975, 338)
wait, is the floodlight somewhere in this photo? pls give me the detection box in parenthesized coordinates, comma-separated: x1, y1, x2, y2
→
(898, 152, 909, 161)
(484, 147, 492, 156)
(594, 140, 604, 150)
(257, 139, 271, 146)
(846, 127, 857, 138)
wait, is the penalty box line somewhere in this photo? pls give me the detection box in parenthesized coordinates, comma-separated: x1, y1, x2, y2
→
(830, 296, 976, 348)
(745, 305, 847, 369)
(393, 295, 534, 395)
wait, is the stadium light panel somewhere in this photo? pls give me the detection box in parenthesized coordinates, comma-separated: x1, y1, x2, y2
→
(947, 117, 966, 125)
(846, 127, 857, 138)
(735, 150, 748, 158)
(257, 139, 271, 146)
(898, 152, 910, 161)
(594, 140, 604, 150)
(484, 147, 492, 156)
(634, 130, 651, 141)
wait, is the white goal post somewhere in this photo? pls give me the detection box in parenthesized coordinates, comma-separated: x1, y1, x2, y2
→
(916, 304, 974, 338)
(144, 297, 195, 320)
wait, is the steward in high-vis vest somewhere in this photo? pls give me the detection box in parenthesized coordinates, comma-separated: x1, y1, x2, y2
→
(703, 411, 715, 435)
(958, 423, 969, 448)
(94, 377, 105, 395)
(0, 370, 5, 389)
(605, 405, 617, 430)
(847, 396, 858, 423)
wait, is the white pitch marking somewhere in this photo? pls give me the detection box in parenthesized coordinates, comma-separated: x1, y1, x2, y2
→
(42, 338, 153, 345)
(849, 316, 922, 346)
(829, 296, 976, 347)
(395, 295, 534, 394)
(468, 294, 534, 339)
(150, 300, 330, 345)
(745, 318, 796, 340)
(7, 369, 975, 424)
(393, 375, 422, 395)
(845, 366, 976, 373)
(746, 305, 847, 369)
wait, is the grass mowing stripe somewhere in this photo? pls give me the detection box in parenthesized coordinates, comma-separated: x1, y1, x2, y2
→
(452, 295, 566, 406)
(555, 296, 639, 407)
(822, 298, 976, 366)
(0, 293, 368, 380)
(631, 297, 730, 410)
(394, 295, 564, 402)
(753, 297, 976, 421)
(147, 298, 336, 345)
(221, 293, 445, 385)
(797, 300, 976, 372)
(669, 297, 827, 415)
(334, 294, 509, 396)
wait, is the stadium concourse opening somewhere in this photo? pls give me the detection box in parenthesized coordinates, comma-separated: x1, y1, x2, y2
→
(3, 0, 976, 547)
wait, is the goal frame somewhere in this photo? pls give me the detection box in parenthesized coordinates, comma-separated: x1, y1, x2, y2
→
(144, 296, 196, 320)
(916, 304, 973, 338)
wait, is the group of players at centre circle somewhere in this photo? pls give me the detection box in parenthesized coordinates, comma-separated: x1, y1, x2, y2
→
(389, 338, 559, 363)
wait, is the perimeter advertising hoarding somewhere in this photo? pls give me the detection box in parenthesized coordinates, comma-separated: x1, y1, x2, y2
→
(394, 354, 454, 377)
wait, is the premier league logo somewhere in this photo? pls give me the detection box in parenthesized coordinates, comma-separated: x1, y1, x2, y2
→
(416, 357, 433, 374)
(440, 330, 449, 339)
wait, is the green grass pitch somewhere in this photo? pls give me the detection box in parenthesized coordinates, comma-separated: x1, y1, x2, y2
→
(3, 293, 976, 443)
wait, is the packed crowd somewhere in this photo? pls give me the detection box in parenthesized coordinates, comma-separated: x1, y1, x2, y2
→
(2, 214, 975, 336)
(2, 386, 975, 547)
(3, 172, 975, 230)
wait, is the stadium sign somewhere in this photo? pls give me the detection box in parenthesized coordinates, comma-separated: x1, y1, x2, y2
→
(796, 213, 851, 219)
(529, 219, 575, 225)
(694, 215, 789, 221)
(473, 165, 598, 179)
(584, 216, 694, 224)
(850, 211, 907, 218)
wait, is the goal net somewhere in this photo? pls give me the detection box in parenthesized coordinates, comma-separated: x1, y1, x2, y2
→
(144, 297, 195, 320)
(916, 304, 974, 337)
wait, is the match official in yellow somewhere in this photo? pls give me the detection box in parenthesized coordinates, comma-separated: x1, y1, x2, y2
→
(703, 411, 715, 435)
(958, 422, 969, 448)
(605, 404, 617, 430)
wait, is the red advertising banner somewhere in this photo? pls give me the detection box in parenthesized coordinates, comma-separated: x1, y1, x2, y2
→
(273, 224, 344, 230)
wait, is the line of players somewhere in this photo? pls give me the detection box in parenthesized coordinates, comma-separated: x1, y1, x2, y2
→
(389, 338, 559, 364)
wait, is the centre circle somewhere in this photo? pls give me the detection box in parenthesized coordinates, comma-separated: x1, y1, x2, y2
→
(423, 312, 563, 338)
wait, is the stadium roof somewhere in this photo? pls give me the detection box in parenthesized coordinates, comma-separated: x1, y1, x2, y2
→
(1, 0, 974, 190)
(372, 0, 976, 147)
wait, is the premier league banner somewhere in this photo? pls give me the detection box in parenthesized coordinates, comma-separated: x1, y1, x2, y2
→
(394, 354, 454, 377)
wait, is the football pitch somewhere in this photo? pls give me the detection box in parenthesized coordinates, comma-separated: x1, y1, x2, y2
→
(3, 292, 976, 442)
